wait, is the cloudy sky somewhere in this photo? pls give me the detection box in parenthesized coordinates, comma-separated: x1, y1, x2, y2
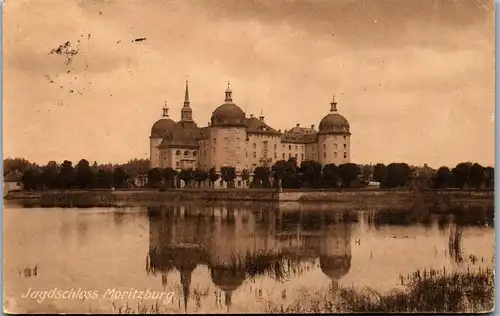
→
(3, 0, 494, 167)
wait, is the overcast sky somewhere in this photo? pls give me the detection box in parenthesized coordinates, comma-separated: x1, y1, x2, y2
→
(3, 0, 494, 168)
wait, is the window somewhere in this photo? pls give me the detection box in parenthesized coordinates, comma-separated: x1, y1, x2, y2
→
(295, 145, 298, 150)
(184, 151, 189, 156)
(289, 145, 292, 150)
(343, 144, 347, 149)
(214, 138, 216, 144)
(193, 151, 197, 156)
(334, 152, 338, 158)
(253, 143, 256, 149)
(176, 150, 181, 156)
(282, 153, 285, 159)
(237, 181, 241, 187)
(274, 152, 277, 158)
(204, 150, 206, 156)
(323, 143, 326, 149)
(253, 152, 256, 158)
(301, 154, 304, 160)
(323, 152, 326, 158)
(343, 136, 347, 140)
(334, 144, 337, 149)
(274, 144, 277, 150)
(289, 153, 292, 158)
(344, 152, 347, 158)
(176, 161, 180, 167)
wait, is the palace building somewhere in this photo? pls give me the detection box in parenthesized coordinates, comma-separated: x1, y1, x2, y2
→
(149, 82, 351, 174)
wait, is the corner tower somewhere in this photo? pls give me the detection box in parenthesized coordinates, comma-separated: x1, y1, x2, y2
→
(317, 95, 351, 165)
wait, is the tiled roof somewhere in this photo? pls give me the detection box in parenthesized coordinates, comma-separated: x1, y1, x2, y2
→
(4, 170, 23, 182)
(245, 117, 281, 135)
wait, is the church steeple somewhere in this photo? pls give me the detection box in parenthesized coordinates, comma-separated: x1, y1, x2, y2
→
(181, 81, 193, 122)
(330, 95, 338, 112)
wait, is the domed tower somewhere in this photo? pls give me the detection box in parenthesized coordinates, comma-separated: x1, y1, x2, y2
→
(210, 265, 246, 311)
(150, 102, 177, 168)
(209, 82, 247, 173)
(318, 95, 351, 165)
(318, 222, 352, 289)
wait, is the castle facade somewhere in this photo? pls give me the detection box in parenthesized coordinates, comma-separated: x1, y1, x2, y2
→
(149, 82, 351, 174)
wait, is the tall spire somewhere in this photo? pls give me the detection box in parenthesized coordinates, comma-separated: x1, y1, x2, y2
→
(184, 80, 190, 106)
(330, 94, 338, 112)
(259, 109, 264, 121)
(162, 101, 169, 117)
(181, 81, 193, 122)
(225, 81, 233, 102)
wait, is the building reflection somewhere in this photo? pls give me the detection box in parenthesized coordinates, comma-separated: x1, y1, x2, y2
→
(146, 204, 353, 312)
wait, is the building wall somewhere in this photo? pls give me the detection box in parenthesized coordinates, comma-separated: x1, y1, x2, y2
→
(318, 134, 351, 165)
(150, 138, 163, 169)
(197, 139, 211, 171)
(279, 142, 307, 165)
(305, 143, 319, 162)
(210, 126, 247, 173)
(246, 133, 281, 171)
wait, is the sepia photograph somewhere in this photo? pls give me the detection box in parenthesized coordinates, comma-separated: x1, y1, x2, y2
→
(2, 0, 495, 314)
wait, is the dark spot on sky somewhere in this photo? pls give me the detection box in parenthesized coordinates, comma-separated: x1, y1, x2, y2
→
(133, 38, 147, 42)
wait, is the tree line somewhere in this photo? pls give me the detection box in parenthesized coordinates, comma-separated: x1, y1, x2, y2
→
(6, 157, 494, 191)
(5, 158, 149, 190)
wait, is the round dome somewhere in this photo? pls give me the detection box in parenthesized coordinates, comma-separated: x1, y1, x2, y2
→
(151, 118, 177, 138)
(318, 113, 350, 134)
(210, 266, 246, 292)
(319, 255, 351, 280)
(211, 103, 246, 127)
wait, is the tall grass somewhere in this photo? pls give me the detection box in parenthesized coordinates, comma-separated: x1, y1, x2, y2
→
(266, 267, 494, 313)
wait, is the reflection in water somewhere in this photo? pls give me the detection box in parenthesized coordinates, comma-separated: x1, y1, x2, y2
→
(146, 205, 353, 312)
(3, 203, 493, 314)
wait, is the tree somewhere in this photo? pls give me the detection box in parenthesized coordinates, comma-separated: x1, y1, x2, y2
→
(21, 168, 39, 191)
(384, 163, 412, 188)
(193, 169, 208, 188)
(338, 163, 361, 188)
(299, 160, 322, 188)
(322, 163, 339, 188)
(41, 161, 60, 190)
(147, 168, 163, 188)
(373, 163, 387, 184)
(208, 167, 220, 188)
(221, 167, 236, 188)
(433, 166, 454, 189)
(3, 158, 34, 175)
(485, 166, 494, 189)
(59, 160, 76, 189)
(95, 169, 113, 188)
(113, 167, 130, 188)
(452, 162, 472, 189)
(253, 166, 272, 188)
(122, 158, 150, 177)
(75, 159, 95, 189)
(161, 167, 178, 188)
(179, 169, 195, 188)
(361, 165, 373, 181)
(241, 169, 250, 186)
(469, 163, 485, 189)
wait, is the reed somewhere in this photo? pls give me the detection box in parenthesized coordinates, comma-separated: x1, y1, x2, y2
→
(266, 267, 494, 313)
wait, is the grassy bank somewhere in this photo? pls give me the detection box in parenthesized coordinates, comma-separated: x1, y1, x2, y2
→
(5, 188, 494, 208)
(265, 267, 494, 313)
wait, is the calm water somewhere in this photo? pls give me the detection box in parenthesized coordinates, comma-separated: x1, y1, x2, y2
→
(3, 203, 494, 314)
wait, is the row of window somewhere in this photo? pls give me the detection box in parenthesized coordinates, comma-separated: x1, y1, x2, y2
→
(323, 143, 348, 150)
(175, 150, 197, 156)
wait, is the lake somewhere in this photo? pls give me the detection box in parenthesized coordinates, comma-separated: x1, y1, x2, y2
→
(3, 202, 494, 314)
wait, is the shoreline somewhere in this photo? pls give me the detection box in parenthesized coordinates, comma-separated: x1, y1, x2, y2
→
(4, 188, 494, 209)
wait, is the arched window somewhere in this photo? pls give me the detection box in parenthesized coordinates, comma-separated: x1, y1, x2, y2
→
(176, 150, 181, 156)
(184, 150, 189, 156)
(193, 151, 197, 156)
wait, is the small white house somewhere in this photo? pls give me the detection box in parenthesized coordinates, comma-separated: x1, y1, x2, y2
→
(3, 170, 23, 197)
